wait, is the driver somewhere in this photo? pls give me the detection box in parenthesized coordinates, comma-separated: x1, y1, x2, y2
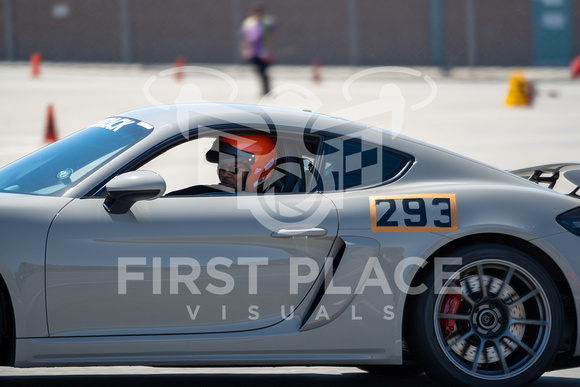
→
(169, 134, 277, 195)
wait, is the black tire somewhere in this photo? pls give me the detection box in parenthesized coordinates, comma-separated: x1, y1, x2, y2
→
(0, 292, 6, 340)
(0, 290, 15, 366)
(407, 244, 563, 387)
(0, 292, 7, 360)
(358, 364, 423, 376)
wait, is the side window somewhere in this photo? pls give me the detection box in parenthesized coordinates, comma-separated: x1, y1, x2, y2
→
(316, 137, 412, 192)
(137, 137, 219, 194)
(136, 131, 322, 195)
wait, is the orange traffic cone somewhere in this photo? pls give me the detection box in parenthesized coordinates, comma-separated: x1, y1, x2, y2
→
(505, 70, 531, 107)
(174, 56, 185, 82)
(571, 55, 580, 78)
(30, 52, 41, 78)
(44, 104, 58, 143)
(312, 59, 322, 84)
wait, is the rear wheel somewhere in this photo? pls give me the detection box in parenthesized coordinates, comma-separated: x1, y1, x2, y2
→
(407, 244, 563, 387)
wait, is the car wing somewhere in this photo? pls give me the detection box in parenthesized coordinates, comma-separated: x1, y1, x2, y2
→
(510, 163, 580, 193)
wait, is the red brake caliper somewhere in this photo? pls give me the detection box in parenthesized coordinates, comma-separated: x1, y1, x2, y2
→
(440, 292, 462, 338)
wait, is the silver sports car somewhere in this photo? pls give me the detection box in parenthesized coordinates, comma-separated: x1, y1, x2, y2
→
(1, 104, 580, 386)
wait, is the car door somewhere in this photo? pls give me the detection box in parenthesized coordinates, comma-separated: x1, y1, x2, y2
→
(45, 192, 338, 337)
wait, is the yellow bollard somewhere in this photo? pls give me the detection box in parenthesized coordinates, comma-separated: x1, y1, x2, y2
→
(505, 70, 530, 106)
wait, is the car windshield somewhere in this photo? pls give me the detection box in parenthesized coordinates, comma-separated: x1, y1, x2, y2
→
(0, 117, 153, 197)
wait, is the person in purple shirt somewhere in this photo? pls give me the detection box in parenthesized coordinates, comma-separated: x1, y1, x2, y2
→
(240, 3, 275, 95)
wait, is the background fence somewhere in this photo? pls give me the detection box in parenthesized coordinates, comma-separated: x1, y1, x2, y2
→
(1, 0, 579, 67)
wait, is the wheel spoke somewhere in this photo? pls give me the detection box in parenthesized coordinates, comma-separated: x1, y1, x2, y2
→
(492, 340, 510, 375)
(461, 292, 477, 306)
(477, 264, 488, 299)
(511, 318, 547, 327)
(496, 266, 515, 298)
(504, 288, 540, 307)
(437, 313, 470, 321)
(441, 284, 476, 306)
(470, 340, 485, 373)
(505, 333, 537, 357)
(446, 330, 476, 349)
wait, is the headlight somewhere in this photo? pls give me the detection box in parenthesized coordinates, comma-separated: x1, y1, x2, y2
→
(557, 207, 580, 236)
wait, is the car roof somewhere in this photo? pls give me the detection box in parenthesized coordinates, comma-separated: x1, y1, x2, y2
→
(115, 103, 547, 191)
(118, 103, 377, 140)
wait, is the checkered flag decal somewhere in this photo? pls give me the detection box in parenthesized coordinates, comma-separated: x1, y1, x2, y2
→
(343, 139, 379, 190)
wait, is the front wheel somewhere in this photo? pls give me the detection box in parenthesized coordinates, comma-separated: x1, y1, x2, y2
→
(407, 244, 563, 387)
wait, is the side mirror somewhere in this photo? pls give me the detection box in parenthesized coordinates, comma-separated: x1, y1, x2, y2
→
(103, 171, 166, 214)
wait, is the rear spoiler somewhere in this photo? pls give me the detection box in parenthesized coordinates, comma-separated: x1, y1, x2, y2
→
(509, 163, 580, 196)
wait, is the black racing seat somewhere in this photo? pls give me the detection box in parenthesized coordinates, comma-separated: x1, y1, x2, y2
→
(261, 156, 306, 193)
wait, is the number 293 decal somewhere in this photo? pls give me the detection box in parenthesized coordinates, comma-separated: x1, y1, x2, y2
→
(370, 194, 457, 232)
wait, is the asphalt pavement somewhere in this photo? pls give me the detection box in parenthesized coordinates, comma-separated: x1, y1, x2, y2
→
(1, 62, 578, 170)
(0, 61, 579, 385)
(1, 365, 580, 386)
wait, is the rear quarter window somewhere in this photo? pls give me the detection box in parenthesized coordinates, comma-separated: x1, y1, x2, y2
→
(316, 138, 413, 192)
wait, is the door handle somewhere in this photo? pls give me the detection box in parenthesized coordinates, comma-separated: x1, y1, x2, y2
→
(271, 227, 327, 238)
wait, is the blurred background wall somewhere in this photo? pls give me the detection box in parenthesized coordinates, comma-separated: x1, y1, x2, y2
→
(1, 0, 578, 66)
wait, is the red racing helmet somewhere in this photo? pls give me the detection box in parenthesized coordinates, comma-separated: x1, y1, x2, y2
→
(206, 134, 276, 191)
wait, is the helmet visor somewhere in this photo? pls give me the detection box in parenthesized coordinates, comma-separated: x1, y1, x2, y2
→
(206, 139, 256, 165)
